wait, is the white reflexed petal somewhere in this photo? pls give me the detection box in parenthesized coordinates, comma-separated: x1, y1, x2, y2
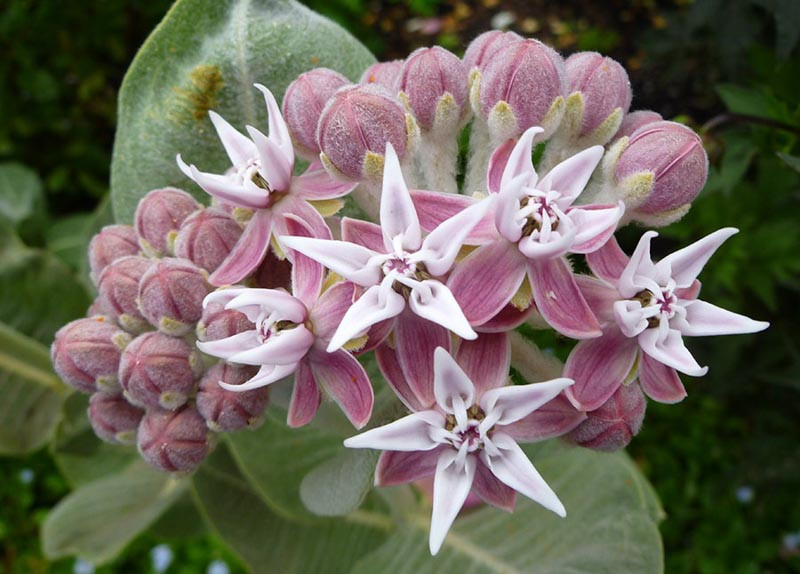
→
(343, 410, 445, 451)
(569, 202, 625, 253)
(429, 450, 477, 555)
(655, 227, 738, 288)
(208, 110, 257, 167)
(225, 289, 307, 323)
(499, 126, 542, 191)
(676, 299, 769, 337)
(618, 231, 659, 298)
(432, 347, 476, 415)
(176, 155, 269, 209)
(482, 433, 566, 517)
(279, 236, 382, 287)
(246, 126, 292, 192)
(494, 173, 528, 243)
(228, 324, 315, 366)
(517, 223, 577, 260)
(327, 282, 405, 352)
(380, 143, 422, 252)
(254, 83, 294, 166)
(196, 330, 260, 360)
(408, 280, 477, 340)
(203, 287, 249, 309)
(613, 300, 652, 338)
(220, 362, 298, 391)
(638, 326, 708, 377)
(480, 378, 573, 427)
(539, 145, 604, 209)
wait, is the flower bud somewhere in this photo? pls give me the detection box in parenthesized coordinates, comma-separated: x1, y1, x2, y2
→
(614, 121, 708, 222)
(51, 316, 132, 394)
(479, 39, 566, 141)
(195, 363, 269, 431)
(134, 188, 201, 257)
(87, 297, 105, 317)
(88, 225, 140, 283)
(359, 60, 403, 91)
(463, 30, 522, 72)
(317, 84, 410, 181)
(399, 47, 468, 133)
(196, 301, 252, 343)
(137, 405, 210, 473)
(88, 392, 144, 445)
(119, 332, 202, 410)
(564, 52, 631, 140)
(282, 68, 351, 158)
(614, 110, 662, 140)
(173, 208, 242, 274)
(96, 255, 153, 333)
(138, 258, 211, 336)
(567, 383, 646, 451)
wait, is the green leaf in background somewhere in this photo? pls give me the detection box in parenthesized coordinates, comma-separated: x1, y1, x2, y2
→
(777, 151, 800, 173)
(41, 461, 187, 564)
(0, 161, 44, 225)
(110, 0, 375, 222)
(715, 84, 792, 122)
(300, 448, 378, 517)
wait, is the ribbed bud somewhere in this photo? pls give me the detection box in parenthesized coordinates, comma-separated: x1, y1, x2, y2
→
(119, 332, 202, 410)
(282, 68, 351, 158)
(317, 84, 409, 181)
(359, 60, 404, 91)
(565, 52, 631, 138)
(137, 405, 210, 473)
(173, 209, 242, 274)
(138, 258, 211, 336)
(196, 301, 252, 343)
(88, 392, 144, 444)
(567, 383, 646, 451)
(196, 364, 269, 432)
(51, 317, 131, 394)
(134, 188, 201, 257)
(463, 30, 522, 72)
(614, 110, 662, 140)
(96, 255, 153, 333)
(88, 225, 140, 283)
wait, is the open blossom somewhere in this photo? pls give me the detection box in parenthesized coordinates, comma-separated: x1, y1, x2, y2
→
(565, 229, 769, 411)
(196, 217, 373, 428)
(448, 126, 625, 338)
(345, 339, 573, 555)
(177, 84, 355, 286)
(281, 143, 492, 352)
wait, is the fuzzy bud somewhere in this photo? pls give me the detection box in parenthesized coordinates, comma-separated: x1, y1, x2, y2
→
(51, 316, 132, 394)
(96, 255, 153, 333)
(173, 208, 242, 274)
(119, 332, 202, 410)
(359, 60, 404, 91)
(463, 30, 522, 72)
(399, 46, 468, 133)
(134, 188, 201, 257)
(614, 110, 663, 140)
(282, 68, 352, 159)
(317, 84, 410, 181)
(564, 52, 631, 139)
(567, 383, 646, 451)
(137, 405, 210, 473)
(196, 363, 269, 431)
(196, 301, 252, 343)
(88, 392, 144, 445)
(138, 258, 211, 336)
(88, 225, 140, 283)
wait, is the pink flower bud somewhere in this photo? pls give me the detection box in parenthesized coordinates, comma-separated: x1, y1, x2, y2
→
(173, 208, 243, 274)
(51, 317, 132, 394)
(137, 405, 210, 472)
(565, 52, 631, 137)
(196, 363, 269, 431)
(317, 84, 408, 180)
(282, 68, 352, 158)
(138, 258, 211, 336)
(134, 188, 201, 257)
(359, 60, 404, 90)
(196, 301, 252, 343)
(88, 225, 140, 282)
(614, 110, 663, 140)
(463, 30, 522, 72)
(119, 332, 202, 410)
(87, 298, 105, 317)
(567, 383, 646, 451)
(399, 47, 468, 132)
(615, 120, 708, 214)
(88, 392, 144, 445)
(96, 255, 153, 333)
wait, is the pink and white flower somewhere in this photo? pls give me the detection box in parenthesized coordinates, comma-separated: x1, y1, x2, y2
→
(345, 337, 573, 555)
(565, 229, 769, 411)
(176, 84, 355, 286)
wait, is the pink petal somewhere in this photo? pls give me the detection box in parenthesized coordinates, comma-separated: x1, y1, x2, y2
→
(409, 189, 497, 245)
(380, 142, 422, 252)
(447, 239, 527, 326)
(246, 125, 292, 192)
(656, 227, 738, 288)
(486, 137, 517, 195)
(343, 410, 445, 451)
(209, 209, 273, 286)
(278, 236, 381, 287)
(292, 160, 358, 200)
(678, 300, 769, 337)
(309, 348, 374, 428)
(221, 362, 298, 391)
(585, 236, 630, 283)
(481, 378, 574, 426)
(638, 327, 708, 377)
(208, 110, 257, 166)
(433, 347, 476, 414)
(254, 84, 294, 166)
(501, 394, 587, 442)
(394, 310, 451, 408)
(328, 282, 405, 352)
(274, 196, 333, 242)
(539, 145, 604, 208)
(568, 203, 625, 254)
(282, 214, 323, 307)
(375, 447, 444, 486)
(287, 361, 322, 427)
(563, 328, 638, 411)
(481, 433, 565, 517)
(528, 257, 602, 339)
(309, 281, 358, 343)
(409, 280, 476, 340)
(618, 231, 658, 298)
(455, 333, 510, 395)
(341, 217, 385, 252)
(574, 274, 618, 325)
(471, 459, 516, 511)
(228, 324, 315, 366)
(196, 330, 261, 360)
(499, 127, 542, 191)
(359, 318, 394, 354)
(638, 353, 686, 404)
(476, 302, 536, 333)
(376, 342, 430, 412)
(430, 450, 476, 555)
(177, 156, 269, 209)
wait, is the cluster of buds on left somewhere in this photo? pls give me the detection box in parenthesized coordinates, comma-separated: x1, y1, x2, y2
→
(52, 33, 767, 555)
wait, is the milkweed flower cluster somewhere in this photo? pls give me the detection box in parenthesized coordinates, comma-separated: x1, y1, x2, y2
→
(51, 32, 767, 554)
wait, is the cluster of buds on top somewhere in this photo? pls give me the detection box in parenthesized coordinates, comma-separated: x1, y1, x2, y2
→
(52, 32, 767, 555)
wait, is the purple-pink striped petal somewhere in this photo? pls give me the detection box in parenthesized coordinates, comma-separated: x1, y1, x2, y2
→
(638, 353, 686, 404)
(375, 342, 430, 411)
(476, 302, 536, 333)
(585, 236, 629, 283)
(455, 333, 510, 395)
(274, 196, 333, 243)
(375, 448, 443, 486)
(209, 209, 273, 286)
(471, 459, 516, 511)
(409, 190, 497, 245)
(501, 394, 587, 442)
(309, 348, 374, 428)
(283, 214, 323, 307)
(309, 281, 358, 343)
(574, 274, 618, 325)
(394, 310, 451, 408)
(287, 361, 322, 427)
(292, 160, 358, 200)
(341, 217, 386, 252)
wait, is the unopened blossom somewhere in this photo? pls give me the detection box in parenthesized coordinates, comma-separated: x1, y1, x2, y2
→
(177, 84, 355, 286)
(196, 217, 373, 428)
(448, 126, 624, 338)
(345, 341, 573, 555)
(281, 143, 492, 352)
(565, 229, 769, 411)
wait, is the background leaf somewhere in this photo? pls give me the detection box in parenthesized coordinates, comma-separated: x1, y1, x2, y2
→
(0, 161, 44, 225)
(300, 448, 378, 517)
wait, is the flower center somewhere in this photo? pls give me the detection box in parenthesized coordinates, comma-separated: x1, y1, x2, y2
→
(382, 256, 433, 299)
(634, 288, 678, 327)
(519, 193, 560, 237)
(256, 317, 297, 344)
(444, 405, 487, 453)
